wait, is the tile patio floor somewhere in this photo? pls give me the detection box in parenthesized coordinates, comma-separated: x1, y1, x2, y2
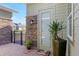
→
(0, 43, 45, 56)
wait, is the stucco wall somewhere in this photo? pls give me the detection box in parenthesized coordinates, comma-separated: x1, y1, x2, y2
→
(27, 3, 79, 56)
(68, 3, 79, 56)
(27, 3, 69, 54)
(27, 3, 55, 16)
(27, 3, 69, 39)
(0, 9, 12, 45)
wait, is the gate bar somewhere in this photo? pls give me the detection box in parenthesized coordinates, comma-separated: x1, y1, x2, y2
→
(11, 31, 13, 43)
(14, 31, 15, 43)
(21, 31, 23, 45)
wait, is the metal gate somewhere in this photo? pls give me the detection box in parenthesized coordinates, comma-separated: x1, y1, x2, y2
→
(11, 31, 25, 45)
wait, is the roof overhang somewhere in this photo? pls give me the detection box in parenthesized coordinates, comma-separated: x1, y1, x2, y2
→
(0, 5, 18, 13)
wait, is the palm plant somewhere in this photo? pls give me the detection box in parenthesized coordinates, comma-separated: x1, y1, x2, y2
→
(49, 20, 65, 40)
(49, 20, 67, 56)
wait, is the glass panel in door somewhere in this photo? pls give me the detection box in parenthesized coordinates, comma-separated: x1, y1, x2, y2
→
(41, 12, 50, 51)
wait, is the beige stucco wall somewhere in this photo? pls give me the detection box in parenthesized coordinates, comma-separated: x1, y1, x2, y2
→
(27, 3, 69, 38)
(0, 9, 12, 45)
(27, 3, 70, 55)
(27, 3, 55, 16)
(0, 9, 12, 29)
(68, 3, 79, 56)
(27, 3, 79, 56)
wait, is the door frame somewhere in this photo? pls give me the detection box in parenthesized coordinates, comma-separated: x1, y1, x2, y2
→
(37, 8, 52, 50)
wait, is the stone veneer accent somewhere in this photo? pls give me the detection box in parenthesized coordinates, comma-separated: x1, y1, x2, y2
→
(26, 15, 37, 47)
(0, 18, 12, 45)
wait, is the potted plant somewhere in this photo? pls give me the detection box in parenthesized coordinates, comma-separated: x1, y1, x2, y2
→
(49, 20, 67, 56)
(25, 39, 32, 50)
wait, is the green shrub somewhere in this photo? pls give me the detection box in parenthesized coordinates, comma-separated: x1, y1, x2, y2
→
(25, 40, 32, 49)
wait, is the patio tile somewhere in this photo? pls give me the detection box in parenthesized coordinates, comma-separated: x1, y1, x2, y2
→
(0, 43, 45, 56)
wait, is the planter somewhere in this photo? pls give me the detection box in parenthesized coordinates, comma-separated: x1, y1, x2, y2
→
(53, 38, 67, 56)
(27, 46, 32, 50)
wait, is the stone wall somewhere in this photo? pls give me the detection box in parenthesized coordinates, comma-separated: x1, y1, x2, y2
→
(26, 15, 37, 47)
(0, 18, 12, 45)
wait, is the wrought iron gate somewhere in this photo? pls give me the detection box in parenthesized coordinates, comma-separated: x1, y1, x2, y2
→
(11, 31, 24, 45)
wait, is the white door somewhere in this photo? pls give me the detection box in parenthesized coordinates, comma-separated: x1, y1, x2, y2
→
(38, 11, 51, 51)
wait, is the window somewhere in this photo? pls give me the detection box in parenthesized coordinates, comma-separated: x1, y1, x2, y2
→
(69, 13, 72, 36)
(67, 3, 74, 45)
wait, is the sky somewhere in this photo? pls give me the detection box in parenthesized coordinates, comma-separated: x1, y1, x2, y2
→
(0, 3, 26, 25)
